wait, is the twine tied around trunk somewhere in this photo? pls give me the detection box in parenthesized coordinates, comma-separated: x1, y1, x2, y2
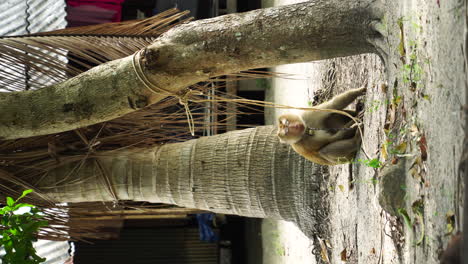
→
(132, 49, 197, 136)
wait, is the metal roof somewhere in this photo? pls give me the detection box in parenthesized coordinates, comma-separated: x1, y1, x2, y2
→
(0, 0, 66, 36)
(0, 0, 28, 36)
(35, 240, 72, 264)
(27, 0, 67, 33)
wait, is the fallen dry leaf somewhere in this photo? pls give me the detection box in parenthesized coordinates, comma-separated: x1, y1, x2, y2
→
(419, 135, 428, 161)
(395, 142, 408, 154)
(381, 83, 388, 93)
(410, 124, 419, 136)
(338, 185, 345, 192)
(446, 211, 455, 235)
(409, 167, 420, 179)
(424, 180, 430, 187)
(340, 248, 348, 261)
(381, 143, 389, 160)
(318, 237, 331, 263)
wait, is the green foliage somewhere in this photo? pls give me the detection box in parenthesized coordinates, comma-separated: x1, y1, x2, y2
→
(397, 208, 412, 229)
(357, 158, 382, 168)
(402, 59, 423, 84)
(397, 16, 426, 87)
(366, 100, 384, 113)
(412, 199, 425, 245)
(0, 190, 48, 264)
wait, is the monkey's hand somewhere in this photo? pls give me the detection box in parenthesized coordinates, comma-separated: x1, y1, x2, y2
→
(355, 87, 367, 95)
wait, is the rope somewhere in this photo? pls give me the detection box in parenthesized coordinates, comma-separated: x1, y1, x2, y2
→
(189, 95, 370, 160)
(131, 50, 370, 160)
(132, 49, 197, 136)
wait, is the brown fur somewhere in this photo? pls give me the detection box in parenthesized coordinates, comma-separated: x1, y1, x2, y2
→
(291, 141, 335, 165)
(277, 87, 366, 165)
(441, 233, 462, 264)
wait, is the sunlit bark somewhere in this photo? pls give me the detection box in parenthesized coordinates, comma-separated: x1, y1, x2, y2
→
(0, 0, 380, 139)
(38, 126, 328, 238)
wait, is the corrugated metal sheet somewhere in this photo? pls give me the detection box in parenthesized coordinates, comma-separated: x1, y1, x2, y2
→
(76, 228, 218, 264)
(0, 0, 28, 36)
(27, 0, 67, 33)
(26, 0, 68, 90)
(0, 0, 67, 92)
(35, 240, 71, 264)
(0, 0, 66, 36)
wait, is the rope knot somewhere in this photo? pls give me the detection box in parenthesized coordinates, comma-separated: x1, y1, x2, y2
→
(132, 49, 197, 136)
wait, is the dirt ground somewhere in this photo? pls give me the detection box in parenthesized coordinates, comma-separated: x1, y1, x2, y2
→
(262, 0, 466, 263)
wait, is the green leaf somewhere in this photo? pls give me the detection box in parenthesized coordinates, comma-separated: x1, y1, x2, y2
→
(414, 211, 425, 245)
(16, 189, 33, 202)
(0, 207, 7, 215)
(9, 228, 18, 236)
(367, 159, 382, 168)
(358, 158, 382, 168)
(398, 208, 412, 229)
(14, 245, 27, 259)
(0, 189, 47, 264)
(12, 203, 34, 212)
(32, 253, 47, 262)
(2, 206, 13, 213)
(37, 220, 49, 227)
(6, 197, 14, 207)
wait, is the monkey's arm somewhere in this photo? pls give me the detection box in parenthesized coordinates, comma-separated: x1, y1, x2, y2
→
(316, 87, 366, 110)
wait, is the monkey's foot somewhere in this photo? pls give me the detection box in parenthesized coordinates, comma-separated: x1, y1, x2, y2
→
(368, 20, 389, 64)
(370, 20, 388, 38)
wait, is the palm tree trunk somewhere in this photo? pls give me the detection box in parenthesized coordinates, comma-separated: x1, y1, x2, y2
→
(0, 0, 380, 139)
(38, 125, 328, 237)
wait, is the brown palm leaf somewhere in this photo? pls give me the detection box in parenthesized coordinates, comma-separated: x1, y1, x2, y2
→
(0, 8, 288, 241)
(0, 8, 191, 92)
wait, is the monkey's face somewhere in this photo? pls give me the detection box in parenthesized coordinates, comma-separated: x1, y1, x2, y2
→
(277, 114, 305, 144)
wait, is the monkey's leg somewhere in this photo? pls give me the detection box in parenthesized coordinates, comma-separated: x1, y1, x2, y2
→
(316, 87, 366, 110)
(324, 110, 356, 129)
(318, 137, 361, 164)
(327, 116, 362, 137)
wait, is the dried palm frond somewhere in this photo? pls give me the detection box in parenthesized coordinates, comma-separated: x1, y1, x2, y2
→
(0, 7, 301, 240)
(0, 8, 191, 92)
(0, 80, 289, 242)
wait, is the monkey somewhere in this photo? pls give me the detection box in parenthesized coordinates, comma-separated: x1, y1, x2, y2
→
(277, 87, 366, 165)
(440, 233, 462, 264)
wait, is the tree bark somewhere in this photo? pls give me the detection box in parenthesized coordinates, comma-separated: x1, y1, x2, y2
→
(0, 0, 380, 140)
(37, 126, 329, 238)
